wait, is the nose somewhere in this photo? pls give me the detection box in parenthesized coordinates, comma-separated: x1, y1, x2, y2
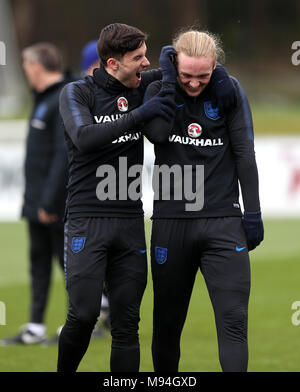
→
(142, 56, 150, 68)
(189, 79, 200, 88)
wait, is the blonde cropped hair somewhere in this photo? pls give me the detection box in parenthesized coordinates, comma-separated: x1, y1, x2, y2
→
(173, 30, 224, 64)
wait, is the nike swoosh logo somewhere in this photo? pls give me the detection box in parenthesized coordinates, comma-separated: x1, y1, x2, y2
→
(177, 104, 184, 108)
(235, 246, 246, 252)
(139, 249, 147, 254)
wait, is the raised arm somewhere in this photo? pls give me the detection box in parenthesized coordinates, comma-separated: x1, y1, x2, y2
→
(60, 80, 177, 153)
(143, 46, 178, 144)
(210, 63, 238, 113)
(59, 81, 141, 153)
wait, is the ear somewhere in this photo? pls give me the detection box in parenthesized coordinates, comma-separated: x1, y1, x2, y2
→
(212, 61, 217, 70)
(106, 57, 119, 71)
(35, 61, 46, 73)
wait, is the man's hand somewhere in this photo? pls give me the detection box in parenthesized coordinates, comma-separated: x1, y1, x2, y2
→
(38, 208, 58, 224)
(210, 65, 237, 114)
(242, 211, 264, 251)
(137, 89, 177, 123)
(159, 45, 177, 84)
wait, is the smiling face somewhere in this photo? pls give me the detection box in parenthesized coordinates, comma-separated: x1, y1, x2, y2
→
(109, 42, 150, 88)
(177, 52, 216, 97)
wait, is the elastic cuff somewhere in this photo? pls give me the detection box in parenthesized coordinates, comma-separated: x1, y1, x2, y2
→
(243, 211, 261, 220)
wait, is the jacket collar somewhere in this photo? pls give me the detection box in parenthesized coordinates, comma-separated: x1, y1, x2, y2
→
(93, 65, 128, 94)
(32, 79, 66, 101)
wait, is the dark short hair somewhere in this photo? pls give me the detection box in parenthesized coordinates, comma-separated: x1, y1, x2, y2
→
(22, 42, 63, 72)
(97, 23, 148, 66)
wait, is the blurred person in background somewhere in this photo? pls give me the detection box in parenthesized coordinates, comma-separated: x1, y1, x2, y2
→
(144, 30, 264, 372)
(1, 43, 71, 345)
(81, 40, 100, 77)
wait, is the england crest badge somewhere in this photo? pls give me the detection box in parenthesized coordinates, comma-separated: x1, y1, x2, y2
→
(71, 237, 86, 253)
(204, 101, 220, 120)
(155, 246, 168, 264)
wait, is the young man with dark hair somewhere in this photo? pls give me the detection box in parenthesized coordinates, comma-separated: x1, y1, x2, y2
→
(97, 23, 148, 66)
(57, 23, 176, 372)
(57, 23, 237, 372)
(144, 30, 264, 372)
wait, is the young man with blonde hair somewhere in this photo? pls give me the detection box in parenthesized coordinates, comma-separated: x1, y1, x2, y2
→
(144, 30, 264, 372)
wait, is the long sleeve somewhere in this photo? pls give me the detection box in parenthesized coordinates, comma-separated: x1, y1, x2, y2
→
(143, 80, 175, 144)
(59, 81, 144, 153)
(227, 78, 261, 212)
(39, 111, 68, 214)
(140, 68, 162, 91)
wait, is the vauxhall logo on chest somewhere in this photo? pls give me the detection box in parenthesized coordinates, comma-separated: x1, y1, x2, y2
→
(187, 123, 202, 138)
(168, 121, 223, 147)
(117, 97, 128, 112)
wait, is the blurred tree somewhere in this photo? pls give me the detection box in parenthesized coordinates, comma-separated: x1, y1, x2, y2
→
(10, 0, 36, 49)
(8, 0, 300, 102)
(171, 0, 206, 27)
(10, 0, 300, 68)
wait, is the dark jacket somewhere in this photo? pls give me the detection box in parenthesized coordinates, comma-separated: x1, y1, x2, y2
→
(59, 66, 161, 218)
(144, 77, 260, 218)
(22, 76, 72, 222)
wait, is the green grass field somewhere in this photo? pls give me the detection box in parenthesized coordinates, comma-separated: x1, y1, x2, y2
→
(0, 219, 300, 372)
(252, 104, 300, 135)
